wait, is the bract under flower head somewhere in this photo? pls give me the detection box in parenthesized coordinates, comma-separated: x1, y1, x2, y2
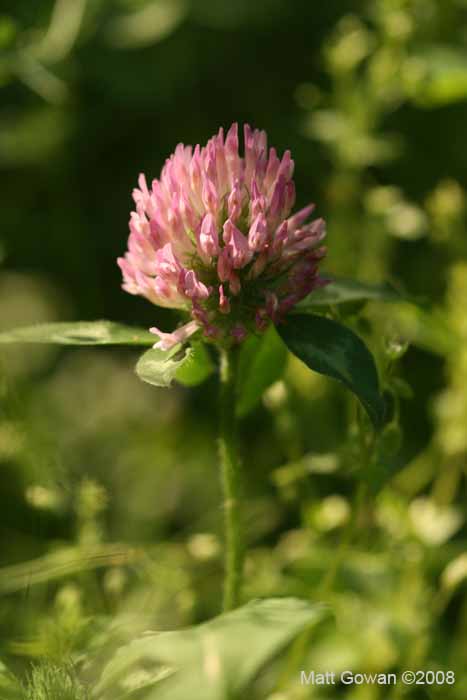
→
(118, 123, 327, 349)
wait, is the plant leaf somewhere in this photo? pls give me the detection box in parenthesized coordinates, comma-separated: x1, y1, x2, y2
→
(174, 342, 214, 387)
(296, 276, 402, 310)
(0, 321, 155, 346)
(0, 661, 22, 700)
(136, 342, 214, 389)
(236, 326, 288, 417)
(94, 598, 329, 700)
(392, 304, 458, 356)
(135, 345, 190, 388)
(278, 314, 385, 428)
(408, 47, 467, 107)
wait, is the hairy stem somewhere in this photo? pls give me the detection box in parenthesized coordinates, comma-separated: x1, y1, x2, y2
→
(218, 347, 244, 611)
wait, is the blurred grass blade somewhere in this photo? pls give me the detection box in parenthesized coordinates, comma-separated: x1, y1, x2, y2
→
(0, 544, 139, 595)
(278, 314, 385, 428)
(94, 598, 329, 700)
(236, 325, 288, 417)
(0, 321, 156, 345)
(38, 0, 87, 62)
(296, 276, 403, 310)
(106, 0, 187, 49)
(16, 51, 69, 104)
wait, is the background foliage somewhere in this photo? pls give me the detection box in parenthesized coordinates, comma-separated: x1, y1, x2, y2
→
(1, 0, 467, 697)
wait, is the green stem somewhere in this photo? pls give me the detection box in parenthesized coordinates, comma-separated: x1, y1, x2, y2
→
(218, 347, 244, 611)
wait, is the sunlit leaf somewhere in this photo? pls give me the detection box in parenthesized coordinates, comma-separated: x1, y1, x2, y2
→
(278, 314, 385, 428)
(174, 342, 215, 387)
(441, 553, 467, 592)
(236, 326, 288, 417)
(136, 343, 213, 389)
(94, 598, 329, 700)
(408, 47, 467, 107)
(136, 346, 188, 388)
(0, 321, 155, 346)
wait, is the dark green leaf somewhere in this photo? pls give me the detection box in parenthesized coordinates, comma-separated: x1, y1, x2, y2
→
(95, 598, 329, 700)
(296, 276, 402, 310)
(278, 314, 385, 428)
(0, 321, 155, 346)
(236, 325, 288, 417)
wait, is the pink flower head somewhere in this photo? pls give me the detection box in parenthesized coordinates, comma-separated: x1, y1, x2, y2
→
(118, 123, 327, 349)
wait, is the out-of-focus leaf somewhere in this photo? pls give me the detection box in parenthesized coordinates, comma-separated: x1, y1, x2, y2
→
(0, 544, 139, 595)
(441, 553, 467, 591)
(0, 108, 70, 164)
(0, 16, 16, 48)
(409, 498, 464, 546)
(236, 325, 288, 417)
(296, 276, 402, 310)
(278, 314, 385, 428)
(362, 422, 404, 492)
(392, 305, 458, 356)
(0, 321, 156, 346)
(408, 47, 467, 107)
(94, 598, 329, 700)
(106, 0, 187, 49)
(174, 342, 214, 387)
(390, 377, 414, 400)
(36, 0, 87, 62)
(0, 661, 22, 700)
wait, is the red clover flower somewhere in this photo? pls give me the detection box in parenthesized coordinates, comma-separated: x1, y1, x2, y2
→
(118, 123, 327, 349)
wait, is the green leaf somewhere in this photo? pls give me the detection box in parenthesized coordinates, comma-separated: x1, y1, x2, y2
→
(0, 321, 155, 346)
(136, 342, 214, 389)
(392, 304, 458, 357)
(236, 325, 288, 417)
(408, 47, 467, 107)
(295, 276, 402, 310)
(278, 314, 385, 428)
(0, 661, 22, 700)
(135, 346, 189, 388)
(94, 598, 329, 700)
(174, 342, 214, 387)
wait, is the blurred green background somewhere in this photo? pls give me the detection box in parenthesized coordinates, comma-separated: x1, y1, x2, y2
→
(1, 0, 467, 698)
